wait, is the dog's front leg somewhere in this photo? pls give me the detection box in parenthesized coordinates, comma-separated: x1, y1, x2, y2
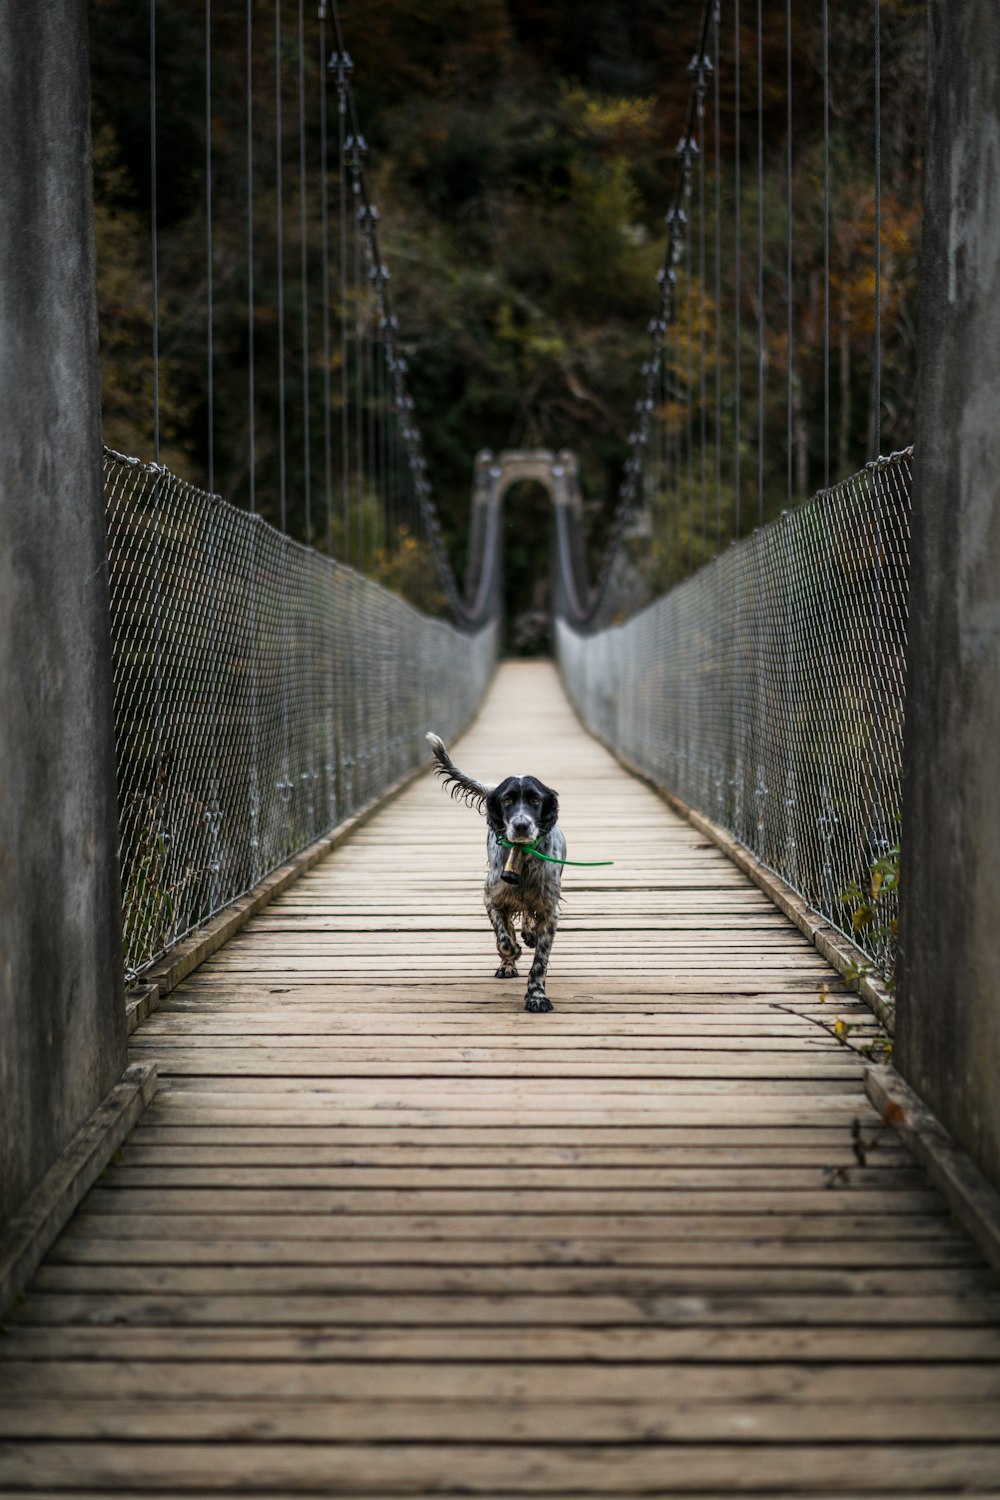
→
(488, 903, 521, 978)
(524, 915, 557, 1012)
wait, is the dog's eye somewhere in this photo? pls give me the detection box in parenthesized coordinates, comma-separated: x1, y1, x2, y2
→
(502, 793, 515, 805)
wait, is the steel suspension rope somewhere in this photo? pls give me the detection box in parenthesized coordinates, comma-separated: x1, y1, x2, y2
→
(873, 0, 882, 457)
(755, 0, 764, 528)
(822, 0, 830, 491)
(326, 2, 486, 624)
(556, 0, 715, 626)
(713, 0, 723, 554)
(318, 4, 333, 554)
(205, 0, 214, 493)
(275, 0, 287, 534)
(733, 0, 742, 540)
(246, 0, 256, 515)
(297, 0, 311, 545)
(786, 0, 793, 508)
(331, 48, 351, 564)
(149, 0, 160, 463)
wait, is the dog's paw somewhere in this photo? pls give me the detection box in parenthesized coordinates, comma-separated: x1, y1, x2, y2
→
(495, 962, 519, 979)
(521, 925, 538, 949)
(524, 990, 553, 1013)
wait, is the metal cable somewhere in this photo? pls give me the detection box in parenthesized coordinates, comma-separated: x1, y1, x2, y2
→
(786, 0, 793, 507)
(319, 4, 333, 555)
(297, 0, 311, 544)
(695, 51, 708, 555)
(713, 0, 722, 554)
(873, 0, 882, 456)
(275, 0, 287, 533)
(333, 49, 351, 564)
(756, 0, 764, 527)
(352, 190, 364, 568)
(246, 0, 256, 514)
(822, 0, 830, 490)
(733, 0, 741, 539)
(149, 0, 160, 463)
(205, 0, 214, 493)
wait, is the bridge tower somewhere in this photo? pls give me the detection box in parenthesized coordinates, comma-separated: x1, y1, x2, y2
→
(0, 0, 126, 1225)
(899, 0, 1000, 1185)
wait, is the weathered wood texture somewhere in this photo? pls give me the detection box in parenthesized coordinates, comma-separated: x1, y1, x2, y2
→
(2, 662, 999, 1495)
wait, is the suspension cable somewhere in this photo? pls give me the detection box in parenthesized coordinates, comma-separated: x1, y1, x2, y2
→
(873, 0, 882, 456)
(149, 0, 160, 463)
(786, 0, 793, 507)
(205, 0, 214, 492)
(756, 0, 764, 528)
(694, 49, 709, 557)
(331, 47, 351, 564)
(822, 0, 830, 490)
(246, 0, 256, 513)
(275, 0, 287, 532)
(556, 0, 715, 626)
(713, 0, 722, 555)
(297, 0, 311, 543)
(318, 3, 333, 553)
(733, 0, 741, 540)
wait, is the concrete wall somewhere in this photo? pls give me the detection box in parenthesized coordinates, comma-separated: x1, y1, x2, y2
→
(0, 0, 126, 1223)
(897, 0, 1000, 1185)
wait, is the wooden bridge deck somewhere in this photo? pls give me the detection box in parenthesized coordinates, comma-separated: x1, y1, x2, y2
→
(2, 661, 999, 1495)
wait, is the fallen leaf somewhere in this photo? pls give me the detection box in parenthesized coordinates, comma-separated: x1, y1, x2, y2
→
(883, 1099, 906, 1128)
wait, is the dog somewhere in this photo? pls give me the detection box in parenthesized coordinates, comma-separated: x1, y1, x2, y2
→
(426, 733, 565, 1012)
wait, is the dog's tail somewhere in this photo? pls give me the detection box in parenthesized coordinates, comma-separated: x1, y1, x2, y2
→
(425, 732, 492, 812)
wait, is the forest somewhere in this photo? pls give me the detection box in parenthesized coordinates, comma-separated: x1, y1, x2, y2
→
(89, 0, 926, 625)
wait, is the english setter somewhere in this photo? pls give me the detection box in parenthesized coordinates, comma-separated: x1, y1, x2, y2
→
(426, 733, 565, 1012)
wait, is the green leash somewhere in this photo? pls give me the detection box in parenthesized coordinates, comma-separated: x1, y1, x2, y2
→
(499, 837, 614, 867)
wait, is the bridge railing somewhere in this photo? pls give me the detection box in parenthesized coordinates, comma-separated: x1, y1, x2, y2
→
(106, 449, 497, 983)
(557, 450, 911, 982)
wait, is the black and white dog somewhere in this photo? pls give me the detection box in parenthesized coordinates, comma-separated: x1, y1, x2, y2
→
(426, 733, 565, 1012)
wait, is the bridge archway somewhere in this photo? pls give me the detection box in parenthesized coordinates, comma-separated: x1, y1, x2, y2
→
(464, 449, 591, 637)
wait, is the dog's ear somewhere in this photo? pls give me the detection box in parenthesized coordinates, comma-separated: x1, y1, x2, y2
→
(485, 778, 512, 837)
(538, 783, 560, 835)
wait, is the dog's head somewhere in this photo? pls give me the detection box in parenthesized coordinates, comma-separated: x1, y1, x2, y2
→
(486, 774, 559, 846)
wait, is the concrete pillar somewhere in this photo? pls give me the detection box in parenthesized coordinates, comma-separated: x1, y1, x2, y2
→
(0, 0, 126, 1223)
(897, 0, 1000, 1185)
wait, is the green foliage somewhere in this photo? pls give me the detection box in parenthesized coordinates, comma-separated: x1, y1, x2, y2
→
(842, 842, 900, 992)
(371, 526, 448, 617)
(89, 0, 926, 613)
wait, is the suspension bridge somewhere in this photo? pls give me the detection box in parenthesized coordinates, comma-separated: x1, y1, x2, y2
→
(1, 0, 1000, 1494)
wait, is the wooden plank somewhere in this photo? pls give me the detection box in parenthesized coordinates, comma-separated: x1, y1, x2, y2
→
(91, 1163, 925, 1190)
(1, 1397, 999, 1443)
(2, 1440, 1000, 1493)
(30, 1262, 992, 1298)
(75, 1187, 946, 1216)
(16, 1291, 1000, 1328)
(4, 1359, 999, 1403)
(49, 1210, 961, 1242)
(46, 1236, 979, 1269)
(6, 1323, 1000, 1364)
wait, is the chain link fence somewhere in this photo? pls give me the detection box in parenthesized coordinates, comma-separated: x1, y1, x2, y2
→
(557, 451, 911, 979)
(106, 450, 497, 983)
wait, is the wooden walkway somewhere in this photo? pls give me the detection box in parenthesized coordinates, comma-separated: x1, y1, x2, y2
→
(2, 661, 999, 1495)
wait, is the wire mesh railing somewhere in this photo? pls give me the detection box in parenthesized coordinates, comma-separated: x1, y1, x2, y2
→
(106, 449, 497, 983)
(557, 449, 911, 980)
